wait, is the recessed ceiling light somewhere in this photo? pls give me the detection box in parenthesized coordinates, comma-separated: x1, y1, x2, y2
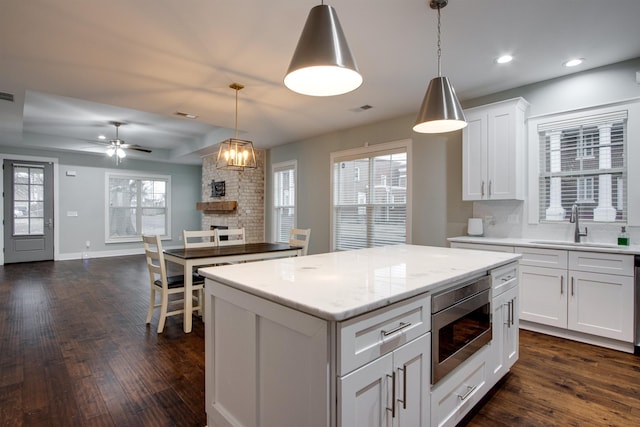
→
(563, 58, 584, 67)
(496, 55, 513, 64)
(98, 135, 106, 140)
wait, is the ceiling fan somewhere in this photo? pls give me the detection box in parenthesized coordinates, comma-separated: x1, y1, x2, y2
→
(105, 121, 152, 164)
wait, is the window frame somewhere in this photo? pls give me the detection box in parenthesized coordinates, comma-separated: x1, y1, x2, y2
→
(527, 98, 640, 226)
(272, 160, 297, 243)
(329, 139, 412, 252)
(105, 171, 171, 243)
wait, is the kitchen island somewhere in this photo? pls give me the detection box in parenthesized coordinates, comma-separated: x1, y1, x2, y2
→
(199, 244, 521, 427)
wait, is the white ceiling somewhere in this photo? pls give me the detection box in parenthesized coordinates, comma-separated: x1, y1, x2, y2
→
(1, 0, 640, 164)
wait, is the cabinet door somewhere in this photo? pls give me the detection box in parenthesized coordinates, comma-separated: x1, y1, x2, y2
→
(462, 112, 487, 200)
(339, 353, 393, 427)
(394, 334, 430, 427)
(519, 265, 567, 328)
(486, 104, 517, 199)
(568, 271, 634, 342)
(488, 291, 507, 386)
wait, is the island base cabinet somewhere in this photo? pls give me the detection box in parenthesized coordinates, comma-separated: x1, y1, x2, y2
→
(488, 285, 519, 387)
(205, 281, 330, 427)
(430, 346, 490, 427)
(338, 333, 430, 427)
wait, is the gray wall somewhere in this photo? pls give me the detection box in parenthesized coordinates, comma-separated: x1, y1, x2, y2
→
(0, 145, 201, 259)
(267, 58, 640, 255)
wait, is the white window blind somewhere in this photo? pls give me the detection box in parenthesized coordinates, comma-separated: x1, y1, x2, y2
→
(273, 161, 296, 242)
(332, 147, 408, 250)
(106, 173, 170, 242)
(538, 111, 627, 223)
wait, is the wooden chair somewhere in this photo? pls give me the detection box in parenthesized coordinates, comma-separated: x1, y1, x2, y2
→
(183, 229, 217, 249)
(215, 228, 246, 246)
(289, 228, 311, 256)
(143, 234, 205, 333)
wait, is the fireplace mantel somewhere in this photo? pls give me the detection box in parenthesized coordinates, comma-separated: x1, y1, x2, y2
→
(196, 201, 237, 212)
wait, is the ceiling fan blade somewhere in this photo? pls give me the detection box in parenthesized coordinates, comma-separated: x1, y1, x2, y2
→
(123, 145, 152, 153)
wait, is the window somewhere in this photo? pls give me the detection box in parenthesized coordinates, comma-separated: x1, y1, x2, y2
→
(106, 172, 170, 242)
(272, 160, 296, 242)
(331, 140, 411, 251)
(538, 110, 627, 223)
(12, 164, 44, 235)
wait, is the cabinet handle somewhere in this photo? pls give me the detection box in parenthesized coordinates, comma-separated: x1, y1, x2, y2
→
(560, 276, 564, 295)
(507, 300, 512, 328)
(510, 298, 515, 326)
(381, 322, 411, 338)
(397, 366, 407, 410)
(386, 372, 396, 418)
(481, 181, 485, 197)
(488, 180, 492, 196)
(457, 384, 477, 401)
(501, 275, 512, 283)
(571, 277, 575, 296)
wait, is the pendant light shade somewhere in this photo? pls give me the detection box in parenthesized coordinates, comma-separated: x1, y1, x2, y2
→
(413, 76, 466, 133)
(413, 0, 466, 133)
(216, 83, 257, 171)
(284, 4, 362, 97)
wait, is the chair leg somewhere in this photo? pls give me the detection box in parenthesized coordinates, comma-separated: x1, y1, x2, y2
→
(157, 291, 169, 333)
(146, 288, 156, 324)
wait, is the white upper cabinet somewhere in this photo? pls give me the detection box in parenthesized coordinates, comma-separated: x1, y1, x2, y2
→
(462, 97, 529, 200)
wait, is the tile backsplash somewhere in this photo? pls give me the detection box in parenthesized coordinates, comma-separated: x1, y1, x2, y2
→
(470, 200, 638, 246)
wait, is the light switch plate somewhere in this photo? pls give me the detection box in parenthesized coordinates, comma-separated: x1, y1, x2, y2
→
(67, 211, 78, 217)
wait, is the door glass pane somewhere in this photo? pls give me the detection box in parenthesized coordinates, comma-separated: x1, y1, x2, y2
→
(14, 218, 29, 235)
(30, 218, 44, 234)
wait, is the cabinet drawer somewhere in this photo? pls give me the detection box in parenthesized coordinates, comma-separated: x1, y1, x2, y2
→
(337, 294, 430, 376)
(431, 346, 489, 427)
(569, 251, 634, 276)
(491, 262, 518, 297)
(451, 242, 515, 253)
(515, 247, 568, 269)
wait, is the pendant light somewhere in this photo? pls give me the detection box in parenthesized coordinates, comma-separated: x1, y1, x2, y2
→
(284, 2, 362, 96)
(216, 83, 257, 171)
(413, 0, 466, 133)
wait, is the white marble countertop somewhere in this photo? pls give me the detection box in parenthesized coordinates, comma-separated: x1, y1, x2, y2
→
(448, 236, 640, 255)
(199, 244, 520, 321)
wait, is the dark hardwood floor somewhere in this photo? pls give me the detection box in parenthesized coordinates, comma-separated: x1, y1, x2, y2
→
(1, 255, 640, 426)
(0, 256, 206, 427)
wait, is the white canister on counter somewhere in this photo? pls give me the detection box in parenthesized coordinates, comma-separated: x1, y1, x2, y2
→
(467, 218, 484, 236)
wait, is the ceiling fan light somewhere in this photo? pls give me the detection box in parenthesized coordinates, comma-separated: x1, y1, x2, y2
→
(106, 146, 116, 157)
(413, 76, 467, 133)
(117, 148, 126, 158)
(284, 4, 362, 96)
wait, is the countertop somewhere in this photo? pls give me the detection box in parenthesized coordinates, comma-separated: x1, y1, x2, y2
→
(448, 236, 640, 255)
(199, 244, 520, 322)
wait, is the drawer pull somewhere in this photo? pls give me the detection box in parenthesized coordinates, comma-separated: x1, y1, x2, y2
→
(457, 384, 477, 401)
(501, 275, 513, 282)
(381, 322, 411, 337)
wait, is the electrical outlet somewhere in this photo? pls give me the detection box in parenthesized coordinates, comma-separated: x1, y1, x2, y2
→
(85, 240, 91, 248)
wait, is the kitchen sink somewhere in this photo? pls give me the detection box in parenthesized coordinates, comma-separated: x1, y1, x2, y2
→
(530, 240, 620, 249)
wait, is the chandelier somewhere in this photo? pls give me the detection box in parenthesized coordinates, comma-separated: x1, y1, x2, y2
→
(216, 83, 257, 171)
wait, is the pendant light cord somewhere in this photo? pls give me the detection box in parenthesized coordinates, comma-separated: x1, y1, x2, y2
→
(234, 88, 239, 140)
(436, 5, 442, 77)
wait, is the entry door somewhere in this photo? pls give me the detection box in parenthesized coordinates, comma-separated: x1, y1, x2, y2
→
(3, 160, 54, 263)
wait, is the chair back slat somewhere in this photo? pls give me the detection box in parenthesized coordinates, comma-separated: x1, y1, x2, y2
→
(289, 228, 311, 256)
(215, 228, 246, 246)
(183, 229, 217, 248)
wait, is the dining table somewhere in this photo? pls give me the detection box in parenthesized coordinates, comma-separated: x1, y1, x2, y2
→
(163, 242, 302, 332)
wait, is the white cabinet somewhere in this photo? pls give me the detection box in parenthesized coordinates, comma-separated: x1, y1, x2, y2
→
(339, 334, 430, 427)
(516, 247, 635, 343)
(488, 264, 519, 387)
(462, 97, 529, 201)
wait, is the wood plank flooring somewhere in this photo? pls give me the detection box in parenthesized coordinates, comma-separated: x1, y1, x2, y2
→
(1, 255, 640, 426)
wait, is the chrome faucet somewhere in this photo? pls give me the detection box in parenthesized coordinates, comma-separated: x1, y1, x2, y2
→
(569, 203, 588, 243)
